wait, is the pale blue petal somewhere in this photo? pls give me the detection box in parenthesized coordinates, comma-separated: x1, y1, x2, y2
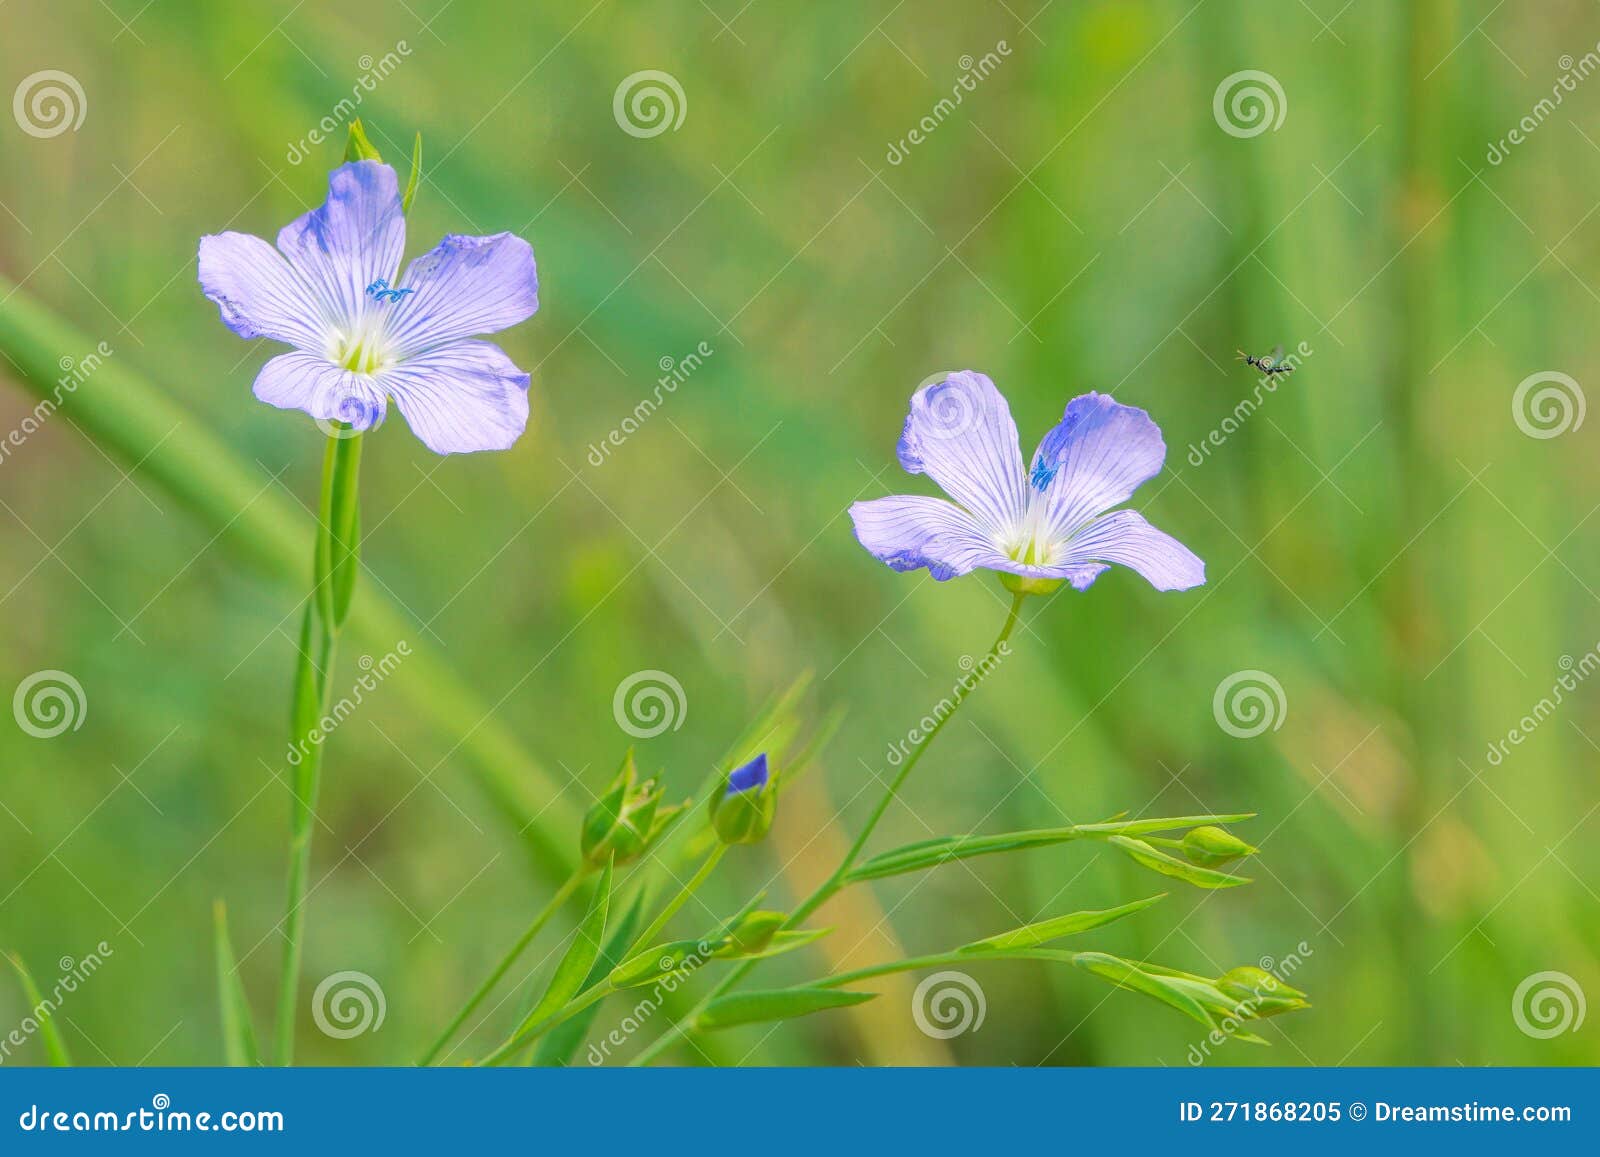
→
(1055, 509, 1205, 591)
(382, 233, 539, 357)
(378, 340, 530, 455)
(276, 160, 405, 331)
(252, 351, 387, 431)
(849, 495, 1014, 581)
(895, 371, 1027, 538)
(1031, 393, 1167, 542)
(198, 231, 325, 349)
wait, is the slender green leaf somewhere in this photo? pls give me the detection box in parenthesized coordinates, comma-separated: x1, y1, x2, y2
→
(1108, 836, 1251, 889)
(844, 815, 1256, 883)
(960, 895, 1165, 953)
(6, 953, 71, 1065)
(1070, 952, 1218, 1031)
(532, 892, 644, 1067)
(212, 901, 260, 1067)
(695, 987, 876, 1031)
(516, 860, 613, 1035)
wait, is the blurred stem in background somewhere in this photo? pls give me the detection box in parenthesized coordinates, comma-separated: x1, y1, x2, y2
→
(274, 430, 363, 1065)
(632, 590, 1029, 1064)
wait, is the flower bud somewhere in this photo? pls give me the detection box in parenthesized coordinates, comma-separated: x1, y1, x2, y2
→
(719, 910, 786, 955)
(580, 751, 675, 866)
(710, 753, 775, 845)
(1181, 825, 1258, 867)
(1217, 966, 1309, 1017)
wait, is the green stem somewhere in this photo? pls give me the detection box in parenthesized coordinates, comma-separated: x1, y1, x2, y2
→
(273, 431, 363, 1066)
(632, 591, 1028, 1066)
(629, 844, 727, 954)
(416, 867, 591, 1066)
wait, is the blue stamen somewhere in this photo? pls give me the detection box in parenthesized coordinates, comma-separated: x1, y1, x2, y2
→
(365, 278, 415, 304)
(1030, 457, 1058, 492)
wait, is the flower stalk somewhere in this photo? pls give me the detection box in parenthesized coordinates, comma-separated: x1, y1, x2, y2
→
(273, 429, 363, 1065)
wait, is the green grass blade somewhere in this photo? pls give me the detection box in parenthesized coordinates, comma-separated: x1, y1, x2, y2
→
(5, 953, 72, 1065)
(212, 901, 260, 1067)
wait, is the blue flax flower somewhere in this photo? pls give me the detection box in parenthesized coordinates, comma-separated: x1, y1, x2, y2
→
(850, 372, 1204, 593)
(198, 160, 539, 454)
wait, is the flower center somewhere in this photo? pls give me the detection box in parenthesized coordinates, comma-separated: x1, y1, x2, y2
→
(1004, 494, 1057, 567)
(332, 320, 395, 376)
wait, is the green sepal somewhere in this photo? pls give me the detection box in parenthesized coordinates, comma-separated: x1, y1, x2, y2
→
(402, 133, 422, 214)
(516, 859, 613, 1036)
(5, 952, 71, 1065)
(960, 894, 1165, 953)
(580, 751, 678, 867)
(695, 987, 875, 1031)
(710, 778, 776, 845)
(1108, 836, 1251, 888)
(344, 119, 383, 162)
(844, 814, 1255, 883)
(213, 901, 261, 1067)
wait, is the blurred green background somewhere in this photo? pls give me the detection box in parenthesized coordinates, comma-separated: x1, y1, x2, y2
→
(1, 0, 1597, 1067)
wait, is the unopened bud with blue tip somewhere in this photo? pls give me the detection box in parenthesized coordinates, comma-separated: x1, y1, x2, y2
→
(710, 752, 775, 845)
